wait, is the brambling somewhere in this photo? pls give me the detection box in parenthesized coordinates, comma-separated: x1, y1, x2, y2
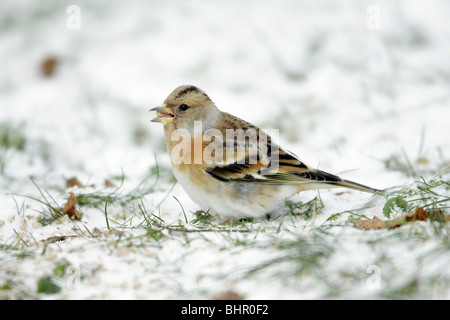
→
(151, 85, 380, 219)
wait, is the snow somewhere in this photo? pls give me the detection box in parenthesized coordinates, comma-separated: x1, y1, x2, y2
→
(0, 0, 449, 299)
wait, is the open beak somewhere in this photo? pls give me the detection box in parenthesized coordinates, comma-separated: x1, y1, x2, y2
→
(150, 104, 175, 124)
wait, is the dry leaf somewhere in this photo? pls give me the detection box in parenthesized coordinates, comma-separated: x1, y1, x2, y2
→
(353, 216, 386, 230)
(41, 56, 58, 77)
(384, 207, 430, 228)
(66, 176, 83, 188)
(354, 207, 446, 230)
(63, 192, 82, 219)
(221, 218, 237, 225)
(400, 207, 429, 222)
(104, 179, 115, 188)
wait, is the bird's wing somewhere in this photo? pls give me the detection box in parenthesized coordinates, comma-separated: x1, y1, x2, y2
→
(202, 112, 311, 183)
(203, 112, 379, 194)
(203, 133, 313, 184)
(204, 137, 379, 193)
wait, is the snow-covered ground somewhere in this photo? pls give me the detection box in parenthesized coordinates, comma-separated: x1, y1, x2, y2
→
(0, 0, 449, 299)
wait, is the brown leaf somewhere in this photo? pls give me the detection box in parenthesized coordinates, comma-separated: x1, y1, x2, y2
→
(66, 176, 83, 188)
(40, 56, 58, 77)
(63, 192, 82, 219)
(221, 218, 237, 225)
(104, 179, 115, 188)
(384, 207, 430, 228)
(354, 207, 449, 230)
(400, 207, 429, 222)
(353, 216, 387, 230)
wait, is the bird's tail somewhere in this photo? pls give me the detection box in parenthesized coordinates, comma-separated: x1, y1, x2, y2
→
(309, 169, 381, 194)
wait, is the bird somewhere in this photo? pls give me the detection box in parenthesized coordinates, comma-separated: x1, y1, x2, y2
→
(150, 85, 381, 220)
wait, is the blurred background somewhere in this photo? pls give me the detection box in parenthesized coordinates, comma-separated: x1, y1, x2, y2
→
(1, 0, 449, 191)
(1, 0, 450, 300)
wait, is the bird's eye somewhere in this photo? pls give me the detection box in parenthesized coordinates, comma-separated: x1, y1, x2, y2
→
(179, 104, 190, 112)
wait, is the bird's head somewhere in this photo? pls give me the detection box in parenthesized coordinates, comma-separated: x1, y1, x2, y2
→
(150, 85, 220, 132)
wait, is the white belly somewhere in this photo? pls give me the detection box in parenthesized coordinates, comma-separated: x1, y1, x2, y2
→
(172, 166, 298, 219)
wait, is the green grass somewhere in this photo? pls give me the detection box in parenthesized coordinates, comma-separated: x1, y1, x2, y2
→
(284, 194, 325, 219)
(219, 170, 449, 298)
(1, 158, 449, 299)
(37, 276, 61, 294)
(0, 121, 27, 175)
(245, 231, 334, 278)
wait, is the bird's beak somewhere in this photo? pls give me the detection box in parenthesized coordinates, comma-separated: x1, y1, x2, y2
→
(150, 104, 175, 124)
